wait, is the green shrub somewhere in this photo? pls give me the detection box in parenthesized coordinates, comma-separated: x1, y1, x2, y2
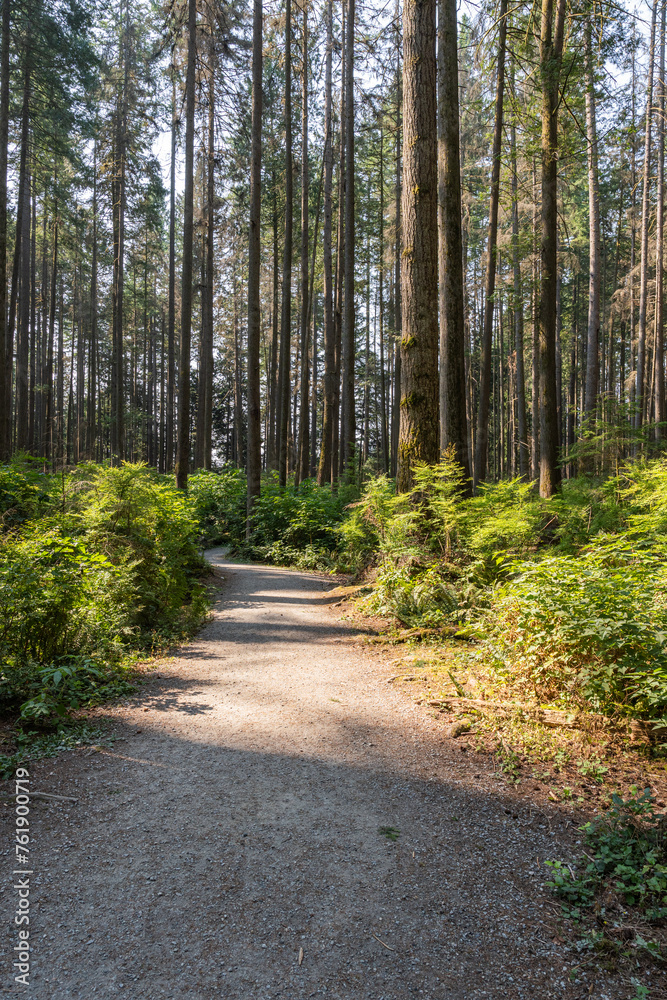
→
(189, 467, 247, 545)
(0, 532, 131, 668)
(0, 462, 208, 721)
(75, 464, 205, 631)
(485, 535, 667, 718)
(0, 459, 58, 528)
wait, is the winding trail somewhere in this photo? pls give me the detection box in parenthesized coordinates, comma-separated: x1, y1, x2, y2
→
(2, 552, 622, 999)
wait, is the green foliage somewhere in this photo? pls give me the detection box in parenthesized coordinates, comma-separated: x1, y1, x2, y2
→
(247, 476, 352, 552)
(486, 536, 667, 717)
(546, 789, 667, 924)
(193, 469, 356, 569)
(189, 467, 247, 546)
(19, 657, 135, 722)
(0, 462, 208, 721)
(75, 464, 205, 632)
(0, 458, 58, 528)
(0, 532, 131, 672)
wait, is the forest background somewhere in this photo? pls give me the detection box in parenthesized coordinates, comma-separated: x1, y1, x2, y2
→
(1, 0, 667, 750)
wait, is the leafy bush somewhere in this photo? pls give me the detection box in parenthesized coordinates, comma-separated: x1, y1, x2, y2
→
(0, 462, 208, 721)
(0, 532, 131, 669)
(189, 467, 247, 546)
(75, 464, 205, 629)
(485, 536, 667, 718)
(0, 459, 58, 528)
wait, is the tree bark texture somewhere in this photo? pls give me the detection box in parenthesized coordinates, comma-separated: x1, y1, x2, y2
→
(398, 0, 439, 492)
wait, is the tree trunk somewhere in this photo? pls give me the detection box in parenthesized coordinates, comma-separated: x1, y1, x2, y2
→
(296, 3, 310, 487)
(175, 0, 197, 489)
(267, 174, 279, 470)
(583, 17, 601, 417)
(537, 0, 566, 497)
(317, 0, 335, 486)
(111, 13, 128, 463)
(391, 16, 402, 478)
(341, 0, 356, 479)
(510, 69, 528, 479)
(437, 0, 470, 485)
(278, 0, 293, 487)
(656, 0, 666, 438)
(246, 0, 263, 533)
(0, 0, 9, 459)
(637, 0, 658, 432)
(166, 71, 177, 472)
(397, 0, 439, 491)
(15, 51, 31, 453)
(473, 0, 507, 486)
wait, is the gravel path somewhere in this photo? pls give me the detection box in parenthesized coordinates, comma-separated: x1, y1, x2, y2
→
(1, 551, 638, 998)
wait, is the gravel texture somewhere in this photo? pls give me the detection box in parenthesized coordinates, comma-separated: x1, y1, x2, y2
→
(0, 550, 652, 998)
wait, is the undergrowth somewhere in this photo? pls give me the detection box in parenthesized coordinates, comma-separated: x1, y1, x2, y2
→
(0, 459, 208, 727)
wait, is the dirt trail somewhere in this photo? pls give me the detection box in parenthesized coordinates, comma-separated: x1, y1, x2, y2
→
(1, 553, 628, 998)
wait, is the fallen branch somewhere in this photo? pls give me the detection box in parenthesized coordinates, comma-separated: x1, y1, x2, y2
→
(428, 696, 654, 742)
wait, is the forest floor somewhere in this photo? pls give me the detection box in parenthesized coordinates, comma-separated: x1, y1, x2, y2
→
(1, 551, 664, 999)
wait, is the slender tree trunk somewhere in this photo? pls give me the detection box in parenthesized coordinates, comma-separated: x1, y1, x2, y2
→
(656, 0, 666, 437)
(0, 0, 9, 459)
(111, 11, 128, 463)
(333, 25, 345, 482)
(583, 18, 601, 418)
(296, 3, 310, 487)
(175, 0, 197, 489)
(46, 189, 57, 462)
(567, 278, 578, 466)
(318, 0, 335, 486)
(15, 52, 31, 453)
(537, 0, 566, 497)
(438, 0, 470, 484)
(637, 0, 658, 432)
(398, 0, 439, 491)
(196, 59, 216, 471)
(166, 71, 177, 472)
(278, 0, 293, 487)
(510, 73, 528, 479)
(473, 0, 507, 486)
(379, 126, 389, 473)
(246, 0, 263, 532)
(268, 175, 279, 470)
(87, 144, 98, 458)
(391, 21, 402, 478)
(341, 0, 356, 479)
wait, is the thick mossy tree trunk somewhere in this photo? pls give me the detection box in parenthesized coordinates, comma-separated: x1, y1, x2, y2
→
(397, 0, 439, 492)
